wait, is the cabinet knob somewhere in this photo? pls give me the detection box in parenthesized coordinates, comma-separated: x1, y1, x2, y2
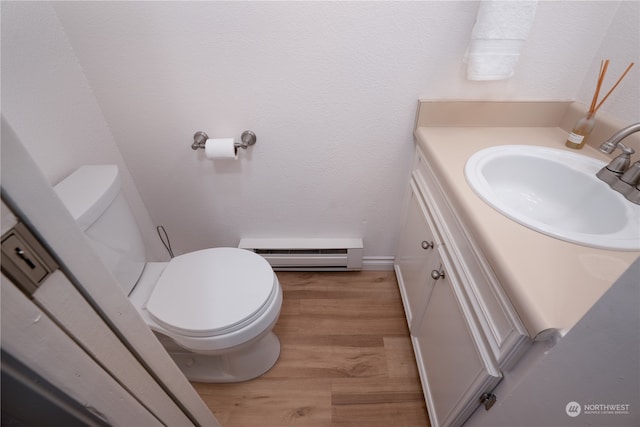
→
(431, 269, 445, 280)
(421, 240, 434, 250)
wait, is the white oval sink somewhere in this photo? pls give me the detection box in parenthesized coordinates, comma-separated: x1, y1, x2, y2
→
(465, 145, 640, 251)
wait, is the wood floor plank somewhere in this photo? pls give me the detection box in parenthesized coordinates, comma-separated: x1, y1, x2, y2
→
(271, 334, 383, 348)
(276, 313, 409, 336)
(384, 336, 421, 379)
(331, 377, 425, 405)
(265, 341, 387, 379)
(194, 378, 332, 427)
(332, 401, 429, 427)
(299, 298, 407, 318)
(331, 378, 428, 426)
(191, 271, 430, 427)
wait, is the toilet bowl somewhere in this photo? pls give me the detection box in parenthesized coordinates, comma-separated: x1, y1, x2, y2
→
(54, 165, 282, 382)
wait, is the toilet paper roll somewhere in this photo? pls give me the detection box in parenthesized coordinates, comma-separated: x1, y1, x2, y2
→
(205, 138, 238, 160)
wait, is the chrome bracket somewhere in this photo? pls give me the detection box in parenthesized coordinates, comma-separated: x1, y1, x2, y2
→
(191, 131, 257, 150)
(191, 131, 209, 150)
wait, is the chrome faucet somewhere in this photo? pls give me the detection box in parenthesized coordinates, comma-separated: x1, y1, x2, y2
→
(598, 122, 640, 153)
(596, 122, 640, 204)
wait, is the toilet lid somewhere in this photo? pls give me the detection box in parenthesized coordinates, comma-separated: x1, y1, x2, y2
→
(146, 248, 276, 337)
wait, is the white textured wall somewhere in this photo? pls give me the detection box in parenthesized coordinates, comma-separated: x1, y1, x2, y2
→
(1, 2, 166, 260)
(576, 0, 640, 122)
(2, 1, 638, 262)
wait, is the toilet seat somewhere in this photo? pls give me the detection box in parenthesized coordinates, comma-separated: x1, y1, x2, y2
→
(146, 248, 277, 338)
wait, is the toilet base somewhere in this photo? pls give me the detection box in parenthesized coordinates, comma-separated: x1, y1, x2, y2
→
(168, 331, 281, 383)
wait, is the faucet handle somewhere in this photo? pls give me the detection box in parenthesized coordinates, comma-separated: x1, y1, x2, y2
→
(624, 183, 640, 205)
(611, 161, 640, 195)
(596, 150, 633, 185)
(606, 151, 632, 174)
(619, 161, 640, 186)
(620, 143, 635, 155)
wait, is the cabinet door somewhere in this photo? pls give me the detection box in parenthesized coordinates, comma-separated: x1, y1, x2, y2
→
(414, 255, 502, 427)
(395, 180, 440, 329)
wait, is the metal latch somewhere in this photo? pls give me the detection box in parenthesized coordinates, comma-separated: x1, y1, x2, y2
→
(479, 392, 497, 411)
(1, 222, 58, 296)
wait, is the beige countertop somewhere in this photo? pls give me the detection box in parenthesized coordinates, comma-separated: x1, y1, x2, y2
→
(415, 124, 639, 337)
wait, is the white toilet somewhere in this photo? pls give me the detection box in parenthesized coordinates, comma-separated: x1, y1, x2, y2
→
(54, 165, 282, 382)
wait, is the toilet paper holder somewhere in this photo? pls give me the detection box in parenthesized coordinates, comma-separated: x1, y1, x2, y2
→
(191, 131, 257, 151)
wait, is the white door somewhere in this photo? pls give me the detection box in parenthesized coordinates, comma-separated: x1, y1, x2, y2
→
(1, 117, 219, 426)
(1, 273, 167, 426)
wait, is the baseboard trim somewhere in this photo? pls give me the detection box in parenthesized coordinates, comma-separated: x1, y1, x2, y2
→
(362, 256, 395, 271)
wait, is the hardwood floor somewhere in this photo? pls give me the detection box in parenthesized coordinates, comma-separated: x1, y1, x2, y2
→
(192, 271, 430, 427)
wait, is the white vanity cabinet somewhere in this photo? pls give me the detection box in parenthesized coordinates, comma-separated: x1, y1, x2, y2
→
(395, 147, 529, 427)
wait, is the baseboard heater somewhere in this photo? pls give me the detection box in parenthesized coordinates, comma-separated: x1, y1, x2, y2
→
(238, 238, 363, 271)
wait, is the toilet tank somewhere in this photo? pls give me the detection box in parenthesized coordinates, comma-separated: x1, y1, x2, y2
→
(54, 165, 146, 295)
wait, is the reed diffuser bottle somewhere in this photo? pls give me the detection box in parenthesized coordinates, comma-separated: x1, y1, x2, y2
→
(566, 59, 634, 150)
(565, 112, 596, 149)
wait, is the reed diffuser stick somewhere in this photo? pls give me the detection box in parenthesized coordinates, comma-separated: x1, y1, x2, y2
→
(589, 60, 608, 114)
(594, 62, 635, 113)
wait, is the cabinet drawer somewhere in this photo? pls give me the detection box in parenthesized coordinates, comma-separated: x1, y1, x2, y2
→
(413, 147, 527, 366)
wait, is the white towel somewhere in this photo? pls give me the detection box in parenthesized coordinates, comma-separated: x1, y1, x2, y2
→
(465, 0, 538, 81)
